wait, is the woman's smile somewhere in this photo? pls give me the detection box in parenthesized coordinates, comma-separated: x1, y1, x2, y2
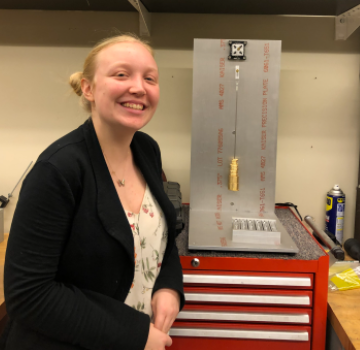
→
(120, 102, 145, 110)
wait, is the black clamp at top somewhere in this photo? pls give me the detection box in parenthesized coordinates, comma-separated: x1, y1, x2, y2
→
(228, 41, 247, 61)
(275, 202, 303, 221)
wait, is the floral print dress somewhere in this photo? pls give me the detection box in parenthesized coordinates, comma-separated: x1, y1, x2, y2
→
(124, 184, 168, 318)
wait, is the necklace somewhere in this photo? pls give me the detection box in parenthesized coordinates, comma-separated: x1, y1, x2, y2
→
(103, 153, 126, 187)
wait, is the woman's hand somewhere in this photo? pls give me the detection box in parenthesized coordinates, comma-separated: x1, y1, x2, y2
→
(144, 324, 172, 350)
(151, 288, 180, 333)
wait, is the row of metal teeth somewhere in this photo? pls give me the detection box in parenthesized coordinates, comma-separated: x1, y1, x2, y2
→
(233, 219, 277, 232)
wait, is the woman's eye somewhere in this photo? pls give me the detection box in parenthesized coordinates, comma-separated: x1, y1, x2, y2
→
(117, 73, 126, 77)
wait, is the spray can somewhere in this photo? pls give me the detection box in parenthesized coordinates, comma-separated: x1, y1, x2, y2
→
(325, 184, 345, 244)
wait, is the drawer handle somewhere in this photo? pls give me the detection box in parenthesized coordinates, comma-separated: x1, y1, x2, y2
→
(185, 292, 311, 306)
(177, 311, 310, 324)
(169, 327, 309, 341)
(183, 274, 312, 287)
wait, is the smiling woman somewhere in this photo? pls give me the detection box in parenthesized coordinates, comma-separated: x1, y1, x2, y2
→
(2, 34, 184, 350)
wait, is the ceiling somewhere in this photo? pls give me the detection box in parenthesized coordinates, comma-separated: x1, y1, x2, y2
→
(1, 0, 360, 16)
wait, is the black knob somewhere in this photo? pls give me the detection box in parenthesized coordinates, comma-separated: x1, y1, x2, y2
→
(191, 258, 200, 268)
(344, 238, 360, 260)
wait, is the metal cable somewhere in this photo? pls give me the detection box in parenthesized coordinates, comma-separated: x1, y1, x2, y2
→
(234, 82, 238, 159)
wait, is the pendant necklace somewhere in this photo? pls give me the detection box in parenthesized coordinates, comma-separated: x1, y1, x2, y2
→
(103, 153, 127, 187)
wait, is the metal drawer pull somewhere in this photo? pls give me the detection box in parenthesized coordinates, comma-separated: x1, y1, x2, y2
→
(185, 292, 311, 305)
(169, 327, 309, 341)
(177, 311, 309, 324)
(183, 274, 311, 287)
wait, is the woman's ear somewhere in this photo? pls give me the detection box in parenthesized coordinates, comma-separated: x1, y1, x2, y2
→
(81, 78, 95, 102)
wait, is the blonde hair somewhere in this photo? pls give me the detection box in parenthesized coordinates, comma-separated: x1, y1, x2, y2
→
(69, 34, 153, 113)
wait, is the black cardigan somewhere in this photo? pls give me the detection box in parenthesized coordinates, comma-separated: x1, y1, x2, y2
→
(2, 119, 184, 350)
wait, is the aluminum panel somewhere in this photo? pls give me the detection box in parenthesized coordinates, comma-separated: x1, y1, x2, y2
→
(190, 39, 279, 212)
(189, 38, 298, 253)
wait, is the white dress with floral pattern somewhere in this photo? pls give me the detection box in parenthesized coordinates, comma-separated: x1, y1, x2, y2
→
(124, 184, 168, 318)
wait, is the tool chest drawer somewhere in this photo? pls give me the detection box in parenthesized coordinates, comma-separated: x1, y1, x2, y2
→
(184, 287, 313, 307)
(183, 270, 314, 289)
(177, 304, 312, 325)
(170, 322, 311, 350)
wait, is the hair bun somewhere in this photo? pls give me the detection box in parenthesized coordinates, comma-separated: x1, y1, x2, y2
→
(69, 72, 83, 96)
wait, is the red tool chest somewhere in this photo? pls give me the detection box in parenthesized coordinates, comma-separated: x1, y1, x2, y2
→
(171, 207, 329, 350)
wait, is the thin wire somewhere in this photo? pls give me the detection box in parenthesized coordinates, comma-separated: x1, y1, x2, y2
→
(234, 82, 239, 159)
(8, 161, 33, 198)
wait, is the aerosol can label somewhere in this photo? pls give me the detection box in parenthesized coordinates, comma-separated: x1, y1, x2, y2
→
(325, 187, 345, 244)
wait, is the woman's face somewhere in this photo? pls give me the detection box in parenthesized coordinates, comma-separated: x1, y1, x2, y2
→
(85, 42, 160, 131)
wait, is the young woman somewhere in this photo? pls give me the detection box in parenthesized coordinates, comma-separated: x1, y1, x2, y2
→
(2, 34, 184, 350)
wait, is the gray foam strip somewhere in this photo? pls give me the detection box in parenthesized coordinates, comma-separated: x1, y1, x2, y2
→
(176, 206, 325, 260)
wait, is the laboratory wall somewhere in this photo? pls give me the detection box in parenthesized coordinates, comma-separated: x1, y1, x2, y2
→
(0, 10, 359, 242)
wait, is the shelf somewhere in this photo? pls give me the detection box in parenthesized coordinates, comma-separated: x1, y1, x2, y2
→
(1, 0, 360, 16)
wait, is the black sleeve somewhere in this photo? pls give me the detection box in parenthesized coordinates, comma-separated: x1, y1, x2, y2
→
(5, 161, 150, 350)
(150, 141, 185, 311)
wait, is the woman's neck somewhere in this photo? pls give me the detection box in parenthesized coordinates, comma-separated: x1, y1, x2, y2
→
(91, 115, 135, 164)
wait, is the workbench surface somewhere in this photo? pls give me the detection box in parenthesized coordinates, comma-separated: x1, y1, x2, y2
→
(327, 260, 360, 350)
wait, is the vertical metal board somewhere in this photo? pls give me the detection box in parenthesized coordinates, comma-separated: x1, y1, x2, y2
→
(189, 39, 298, 253)
(190, 38, 280, 214)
